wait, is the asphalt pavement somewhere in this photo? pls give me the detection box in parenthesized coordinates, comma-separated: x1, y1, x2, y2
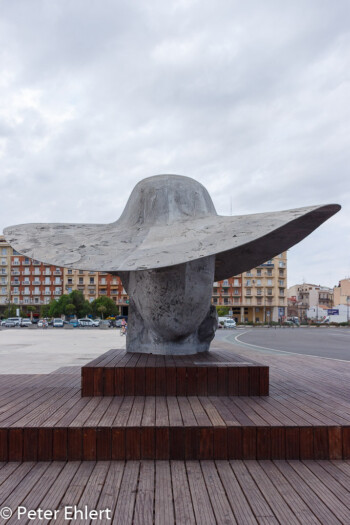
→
(216, 326, 350, 361)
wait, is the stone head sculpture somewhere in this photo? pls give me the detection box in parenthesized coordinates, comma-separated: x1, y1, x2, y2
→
(4, 174, 340, 354)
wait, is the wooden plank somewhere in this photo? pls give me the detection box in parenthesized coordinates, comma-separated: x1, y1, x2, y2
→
(95, 462, 125, 525)
(299, 427, 314, 460)
(155, 461, 175, 525)
(171, 461, 196, 525)
(186, 461, 216, 525)
(134, 461, 154, 525)
(52, 428, 68, 461)
(230, 461, 278, 524)
(8, 428, 22, 461)
(328, 427, 342, 460)
(67, 428, 82, 460)
(216, 461, 258, 525)
(96, 427, 111, 460)
(113, 461, 140, 525)
(200, 461, 237, 524)
(23, 428, 38, 461)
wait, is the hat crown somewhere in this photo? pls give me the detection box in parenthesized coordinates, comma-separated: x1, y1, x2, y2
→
(118, 174, 217, 226)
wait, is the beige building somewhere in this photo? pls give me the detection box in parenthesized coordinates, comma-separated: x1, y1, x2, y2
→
(333, 279, 350, 307)
(241, 252, 287, 323)
(212, 252, 288, 323)
(287, 283, 333, 320)
(64, 268, 99, 302)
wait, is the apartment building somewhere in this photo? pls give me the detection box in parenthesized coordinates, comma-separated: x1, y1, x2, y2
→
(287, 283, 333, 320)
(333, 279, 350, 307)
(0, 236, 11, 307)
(212, 252, 287, 323)
(64, 268, 99, 301)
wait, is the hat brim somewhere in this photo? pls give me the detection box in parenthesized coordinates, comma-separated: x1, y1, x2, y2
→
(3, 204, 340, 281)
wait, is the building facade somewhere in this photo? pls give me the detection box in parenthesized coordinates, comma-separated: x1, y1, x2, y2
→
(212, 252, 287, 323)
(287, 283, 333, 320)
(333, 279, 350, 307)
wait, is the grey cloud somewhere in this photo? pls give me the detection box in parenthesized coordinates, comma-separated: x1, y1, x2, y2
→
(0, 0, 349, 287)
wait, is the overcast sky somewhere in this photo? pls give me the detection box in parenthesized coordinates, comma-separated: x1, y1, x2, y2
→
(0, 0, 349, 288)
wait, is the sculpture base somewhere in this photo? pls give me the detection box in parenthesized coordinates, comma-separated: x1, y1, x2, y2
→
(81, 348, 269, 397)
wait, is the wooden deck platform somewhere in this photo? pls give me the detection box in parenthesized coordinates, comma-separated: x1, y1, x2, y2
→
(81, 348, 269, 397)
(2, 459, 350, 524)
(1, 339, 350, 461)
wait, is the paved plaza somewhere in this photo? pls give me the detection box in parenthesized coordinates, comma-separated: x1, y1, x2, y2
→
(1, 326, 350, 374)
(0, 327, 125, 374)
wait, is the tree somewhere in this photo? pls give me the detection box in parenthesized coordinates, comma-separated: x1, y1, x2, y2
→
(40, 304, 50, 318)
(26, 306, 36, 320)
(65, 303, 76, 317)
(97, 305, 107, 319)
(90, 296, 118, 318)
(216, 306, 230, 317)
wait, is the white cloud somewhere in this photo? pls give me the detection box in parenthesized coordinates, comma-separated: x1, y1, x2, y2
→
(0, 0, 349, 287)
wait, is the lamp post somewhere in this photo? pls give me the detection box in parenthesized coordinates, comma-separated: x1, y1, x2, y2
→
(347, 296, 350, 324)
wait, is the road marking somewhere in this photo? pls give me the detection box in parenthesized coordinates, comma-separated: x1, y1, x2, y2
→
(230, 330, 350, 363)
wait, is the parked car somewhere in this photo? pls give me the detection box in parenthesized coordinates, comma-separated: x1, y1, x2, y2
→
(69, 319, 79, 327)
(6, 317, 22, 326)
(53, 318, 64, 328)
(20, 319, 32, 327)
(0, 319, 8, 326)
(223, 319, 236, 329)
(37, 319, 48, 328)
(78, 318, 100, 327)
(4, 319, 16, 327)
(99, 319, 111, 327)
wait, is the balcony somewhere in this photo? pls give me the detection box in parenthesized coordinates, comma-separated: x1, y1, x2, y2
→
(33, 271, 41, 276)
(11, 261, 20, 266)
(23, 261, 30, 266)
(43, 280, 52, 285)
(54, 279, 62, 285)
(44, 291, 52, 296)
(44, 271, 52, 276)
(11, 280, 20, 286)
(54, 291, 62, 296)
(21, 291, 31, 295)
(54, 270, 62, 275)
(32, 280, 41, 285)
(22, 281, 31, 285)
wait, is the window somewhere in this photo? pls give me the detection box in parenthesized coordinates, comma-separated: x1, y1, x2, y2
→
(234, 298, 239, 304)
(67, 287, 72, 293)
(267, 270, 272, 276)
(279, 269, 284, 276)
(256, 279, 261, 286)
(267, 279, 272, 286)
(233, 279, 239, 286)
(279, 261, 285, 268)
(14, 297, 19, 304)
(68, 278, 73, 285)
(257, 269, 261, 276)
(79, 277, 84, 284)
(246, 280, 251, 286)
(90, 277, 94, 284)
(278, 280, 284, 286)
(45, 277, 50, 284)
(68, 269, 73, 275)
(1, 258, 6, 265)
(79, 270, 83, 275)
(1, 248, 7, 255)
(223, 279, 229, 286)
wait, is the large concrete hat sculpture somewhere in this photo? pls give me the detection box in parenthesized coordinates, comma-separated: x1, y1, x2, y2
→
(4, 174, 340, 355)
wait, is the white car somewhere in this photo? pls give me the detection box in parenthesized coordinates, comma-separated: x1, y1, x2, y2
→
(6, 317, 22, 326)
(223, 319, 236, 329)
(21, 319, 32, 327)
(78, 318, 100, 327)
(38, 319, 48, 328)
(53, 318, 64, 328)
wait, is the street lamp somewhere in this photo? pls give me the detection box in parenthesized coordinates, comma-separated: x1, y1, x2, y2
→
(347, 296, 350, 324)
